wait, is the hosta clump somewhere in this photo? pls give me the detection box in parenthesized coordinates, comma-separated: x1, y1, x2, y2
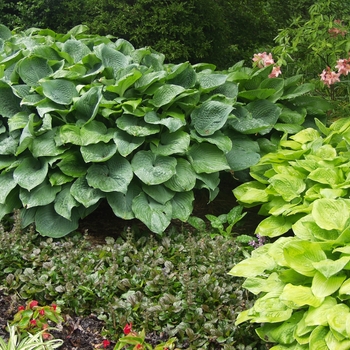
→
(0, 24, 330, 237)
(230, 118, 350, 349)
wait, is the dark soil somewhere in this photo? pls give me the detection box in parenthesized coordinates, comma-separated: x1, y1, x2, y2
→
(0, 174, 263, 349)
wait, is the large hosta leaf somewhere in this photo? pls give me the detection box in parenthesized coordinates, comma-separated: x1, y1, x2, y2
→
(150, 130, 190, 156)
(41, 79, 79, 105)
(144, 111, 186, 133)
(106, 182, 141, 220)
(70, 176, 104, 207)
(0, 81, 22, 117)
(81, 142, 117, 163)
(150, 84, 185, 107)
(31, 128, 66, 157)
(190, 130, 232, 153)
(57, 151, 87, 177)
(164, 158, 196, 192)
(191, 100, 233, 136)
(86, 155, 133, 193)
(62, 39, 91, 63)
(229, 100, 281, 135)
(0, 171, 17, 203)
(132, 192, 172, 234)
(74, 86, 103, 122)
(97, 44, 129, 76)
(131, 151, 177, 185)
(113, 129, 145, 157)
(13, 157, 48, 191)
(17, 56, 53, 86)
(116, 115, 160, 137)
(35, 204, 79, 238)
(142, 184, 175, 205)
(54, 185, 79, 220)
(171, 191, 194, 221)
(187, 143, 230, 173)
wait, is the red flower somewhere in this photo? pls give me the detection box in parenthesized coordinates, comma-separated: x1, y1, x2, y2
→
(51, 303, 57, 311)
(102, 339, 111, 348)
(135, 344, 143, 349)
(18, 306, 25, 311)
(39, 309, 45, 316)
(29, 300, 38, 309)
(123, 323, 132, 335)
(42, 332, 51, 340)
(30, 319, 37, 326)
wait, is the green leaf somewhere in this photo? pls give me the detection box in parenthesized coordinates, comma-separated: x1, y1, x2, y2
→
(31, 128, 66, 157)
(280, 83, 315, 100)
(74, 86, 103, 123)
(187, 143, 230, 173)
(280, 284, 323, 308)
(54, 185, 79, 220)
(70, 176, 104, 207)
(0, 81, 22, 117)
(62, 39, 91, 63)
(132, 192, 172, 234)
(106, 69, 143, 96)
(311, 271, 346, 298)
(116, 115, 160, 137)
(113, 129, 144, 157)
(13, 157, 48, 191)
(144, 110, 186, 133)
(312, 198, 349, 231)
(164, 158, 196, 192)
(256, 216, 294, 238)
(190, 130, 232, 153)
(17, 56, 53, 86)
(131, 151, 177, 185)
(97, 44, 129, 76)
(170, 191, 194, 221)
(191, 100, 233, 136)
(151, 84, 185, 107)
(81, 142, 117, 163)
(86, 155, 133, 193)
(304, 296, 337, 327)
(150, 130, 190, 156)
(20, 181, 61, 208)
(233, 181, 269, 205)
(57, 151, 87, 177)
(41, 79, 79, 105)
(35, 205, 79, 237)
(0, 171, 17, 204)
(142, 184, 175, 205)
(198, 73, 227, 91)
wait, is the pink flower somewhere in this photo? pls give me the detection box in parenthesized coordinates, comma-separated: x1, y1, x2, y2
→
(30, 319, 37, 326)
(29, 300, 38, 309)
(320, 67, 341, 87)
(102, 339, 111, 348)
(252, 52, 275, 68)
(39, 309, 45, 316)
(335, 58, 350, 76)
(268, 66, 282, 78)
(18, 306, 25, 311)
(42, 332, 51, 340)
(123, 323, 132, 335)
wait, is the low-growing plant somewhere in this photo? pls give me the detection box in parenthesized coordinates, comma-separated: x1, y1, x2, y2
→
(0, 324, 63, 350)
(0, 24, 331, 237)
(230, 118, 350, 349)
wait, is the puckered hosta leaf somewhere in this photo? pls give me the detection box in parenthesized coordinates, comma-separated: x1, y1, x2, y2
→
(106, 68, 142, 96)
(113, 129, 144, 157)
(35, 204, 79, 238)
(308, 326, 328, 350)
(106, 182, 141, 220)
(97, 44, 129, 76)
(116, 115, 160, 137)
(283, 240, 327, 277)
(238, 88, 276, 101)
(0, 171, 17, 204)
(19, 181, 61, 208)
(164, 158, 196, 192)
(166, 62, 197, 88)
(62, 39, 91, 63)
(131, 151, 177, 185)
(0, 81, 22, 118)
(144, 111, 186, 133)
(326, 304, 350, 337)
(134, 71, 167, 92)
(308, 167, 343, 188)
(339, 279, 350, 299)
(74, 86, 103, 123)
(36, 98, 69, 119)
(31, 129, 66, 157)
(0, 134, 18, 155)
(80, 120, 115, 146)
(233, 181, 269, 205)
(142, 184, 175, 205)
(198, 73, 227, 92)
(54, 185, 79, 220)
(57, 152, 87, 177)
(187, 143, 230, 174)
(70, 176, 104, 207)
(13, 157, 48, 191)
(243, 272, 285, 295)
(0, 24, 11, 39)
(229, 100, 281, 135)
(190, 130, 232, 153)
(256, 215, 295, 238)
(325, 329, 350, 350)
(150, 130, 190, 156)
(290, 127, 320, 144)
(81, 142, 117, 163)
(226, 136, 260, 171)
(171, 191, 194, 221)
(312, 257, 350, 279)
(274, 123, 303, 134)
(312, 198, 349, 231)
(41, 79, 79, 105)
(280, 284, 324, 308)
(311, 271, 346, 298)
(132, 192, 172, 234)
(86, 155, 133, 193)
(304, 296, 337, 327)
(7, 112, 28, 132)
(17, 56, 53, 86)
(191, 100, 233, 136)
(269, 173, 306, 202)
(150, 84, 185, 107)
(0, 188, 20, 221)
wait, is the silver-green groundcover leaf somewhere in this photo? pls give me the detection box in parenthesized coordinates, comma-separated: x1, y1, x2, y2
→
(230, 118, 350, 349)
(0, 25, 329, 236)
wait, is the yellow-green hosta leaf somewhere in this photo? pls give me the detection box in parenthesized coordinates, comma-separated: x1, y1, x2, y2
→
(304, 296, 337, 327)
(325, 330, 350, 350)
(308, 326, 328, 350)
(256, 215, 294, 238)
(326, 303, 350, 337)
(339, 279, 350, 299)
(280, 284, 324, 309)
(242, 272, 285, 294)
(233, 181, 269, 205)
(311, 271, 346, 298)
(312, 257, 350, 279)
(269, 173, 306, 202)
(312, 198, 349, 231)
(290, 127, 320, 144)
(308, 167, 344, 188)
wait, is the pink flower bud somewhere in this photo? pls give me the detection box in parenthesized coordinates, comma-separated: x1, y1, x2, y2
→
(29, 300, 38, 309)
(123, 323, 132, 335)
(18, 306, 25, 311)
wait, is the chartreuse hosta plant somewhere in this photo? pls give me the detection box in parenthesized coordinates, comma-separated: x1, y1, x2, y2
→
(0, 24, 331, 236)
(230, 118, 350, 349)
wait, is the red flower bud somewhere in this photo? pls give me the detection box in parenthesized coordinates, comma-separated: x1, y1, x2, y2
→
(42, 332, 51, 340)
(30, 319, 37, 326)
(42, 323, 49, 329)
(102, 339, 111, 348)
(123, 323, 132, 335)
(39, 309, 45, 316)
(136, 344, 143, 349)
(51, 303, 57, 311)
(29, 300, 38, 309)
(18, 306, 25, 311)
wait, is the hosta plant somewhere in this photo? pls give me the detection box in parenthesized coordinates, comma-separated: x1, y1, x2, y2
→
(0, 24, 330, 236)
(230, 118, 350, 349)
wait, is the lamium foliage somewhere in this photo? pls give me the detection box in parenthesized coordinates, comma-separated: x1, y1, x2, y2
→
(231, 118, 350, 349)
(0, 24, 329, 237)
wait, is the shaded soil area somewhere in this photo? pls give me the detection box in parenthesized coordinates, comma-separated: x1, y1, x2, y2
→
(0, 174, 263, 349)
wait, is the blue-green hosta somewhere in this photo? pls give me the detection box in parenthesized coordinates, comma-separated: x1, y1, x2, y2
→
(0, 24, 330, 236)
(230, 118, 350, 349)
